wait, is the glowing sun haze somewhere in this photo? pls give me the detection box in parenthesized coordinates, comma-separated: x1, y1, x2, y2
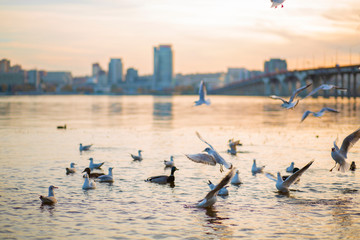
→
(0, 0, 359, 76)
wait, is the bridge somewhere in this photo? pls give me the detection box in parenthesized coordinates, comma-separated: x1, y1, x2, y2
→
(210, 64, 360, 98)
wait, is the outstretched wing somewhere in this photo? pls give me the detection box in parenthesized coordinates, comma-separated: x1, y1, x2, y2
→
(301, 110, 313, 122)
(339, 128, 360, 158)
(320, 107, 339, 114)
(265, 172, 277, 182)
(204, 169, 235, 200)
(283, 160, 314, 188)
(199, 81, 206, 101)
(185, 153, 217, 166)
(269, 95, 287, 103)
(196, 131, 215, 150)
(289, 83, 312, 103)
(211, 150, 232, 169)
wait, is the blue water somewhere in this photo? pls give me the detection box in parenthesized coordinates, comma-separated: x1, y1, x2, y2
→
(0, 95, 359, 239)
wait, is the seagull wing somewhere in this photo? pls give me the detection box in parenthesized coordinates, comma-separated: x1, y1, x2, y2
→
(339, 128, 360, 158)
(199, 81, 205, 101)
(265, 172, 277, 182)
(320, 107, 339, 114)
(211, 150, 232, 169)
(333, 138, 340, 152)
(301, 110, 313, 122)
(196, 131, 215, 150)
(204, 169, 235, 200)
(269, 95, 287, 103)
(289, 83, 312, 102)
(282, 160, 314, 188)
(185, 153, 217, 166)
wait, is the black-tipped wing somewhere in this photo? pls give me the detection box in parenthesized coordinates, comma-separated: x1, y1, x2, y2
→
(283, 160, 314, 188)
(289, 83, 312, 103)
(269, 95, 287, 103)
(319, 107, 339, 114)
(340, 128, 360, 158)
(185, 153, 217, 166)
(204, 169, 235, 200)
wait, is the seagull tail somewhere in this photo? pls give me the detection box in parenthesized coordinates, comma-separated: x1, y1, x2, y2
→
(339, 160, 350, 172)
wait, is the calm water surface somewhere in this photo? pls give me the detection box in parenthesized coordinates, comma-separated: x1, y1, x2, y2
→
(0, 95, 359, 239)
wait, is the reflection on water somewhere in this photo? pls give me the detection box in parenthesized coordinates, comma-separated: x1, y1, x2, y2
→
(0, 95, 360, 239)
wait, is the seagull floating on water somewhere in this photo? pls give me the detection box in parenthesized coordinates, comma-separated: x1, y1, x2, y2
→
(266, 160, 314, 193)
(96, 167, 114, 183)
(83, 173, 96, 189)
(82, 167, 105, 178)
(271, 0, 285, 8)
(39, 185, 58, 205)
(286, 162, 295, 173)
(331, 128, 360, 172)
(194, 80, 211, 106)
(131, 150, 143, 161)
(301, 107, 339, 122)
(227, 139, 242, 155)
(185, 132, 232, 172)
(231, 170, 242, 185)
(207, 180, 229, 196)
(282, 167, 300, 182)
(303, 84, 347, 99)
(197, 169, 235, 208)
(146, 166, 178, 184)
(270, 83, 312, 109)
(79, 143, 92, 152)
(251, 159, 265, 174)
(88, 158, 105, 170)
(66, 163, 76, 174)
(164, 156, 175, 167)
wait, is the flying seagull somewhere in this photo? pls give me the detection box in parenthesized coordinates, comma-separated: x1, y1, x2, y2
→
(197, 169, 235, 208)
(270, 83, 312, 109)
(271, 0, 286, 8)
(266, 160, 314, 193)
(331, 128, 360, 172)
(303, 84, 347, 99)
(301, 107, 339, 122)
(185, 132, 233, 172)
(194, 80, 211, 106)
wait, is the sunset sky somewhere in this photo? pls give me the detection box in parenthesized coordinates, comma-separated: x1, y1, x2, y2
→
(0, 0, 359, 76)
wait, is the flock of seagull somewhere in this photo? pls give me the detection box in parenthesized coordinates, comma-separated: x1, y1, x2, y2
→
(40, 81, 359, 209)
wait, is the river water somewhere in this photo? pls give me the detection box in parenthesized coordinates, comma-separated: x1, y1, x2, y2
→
(0, 95, 359, 239)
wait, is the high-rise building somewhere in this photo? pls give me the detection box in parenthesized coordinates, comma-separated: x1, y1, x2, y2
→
(92, 63, 102, 77)
(27, 70, 40, 88)
(108, 58, 123, 85)
(264, 58, 287, 73)
(153, 45, 173, 90)
(0, 59, 10, 73)
(225, 68, 249, 84)
(126, 68, 138, 83)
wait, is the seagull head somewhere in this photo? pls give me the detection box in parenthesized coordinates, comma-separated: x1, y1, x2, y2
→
(49, 185, 58, 190)
(331, 147, 336, 152)
(203, 147, 212, 153)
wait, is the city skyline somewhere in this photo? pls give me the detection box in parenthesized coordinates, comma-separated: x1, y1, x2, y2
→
(0, 0, 359, 76)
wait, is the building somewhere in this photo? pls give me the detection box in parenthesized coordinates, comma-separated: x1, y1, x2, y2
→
(264, 58, 287, 73)
(225, 68, 250, 84)
(0, 59, 10, 73)
(92, 63, 102, 77)
(126, 68, 138, 83)
(153, 45, 173, 90)
(27, 70, 40, 89)
(42, 71, 73, 85)
(108, 58, 123, 85)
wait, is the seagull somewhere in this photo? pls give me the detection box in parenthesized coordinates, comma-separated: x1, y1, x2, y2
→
(146, 166, 178, 184)
(83, 173, 96, 189)
(266, 160, 314, 193)
(207, 180, 229, 196)
(131, 150, 143, 161)
(88, 158, 105, 170)
(66, 163, 76, 174)
(82, 167, 105, 178)
(301, 107, 339, 122)
(231, 169, 242, 185)
(286, 162, 295, 172)
(251, 159, 265, 174)
(303, 84, 347, 99)
(96, 167, 114, 183)
(194, 80, 211, 106)
(185, 132, 233, 172)
(227, 139, 242, 155)
(270, 83, 312, 109)
(79, 143, 92, 152)
(39, 185, 58, 205)
(331, 128, 360, 172)
(197, 169, 235, 208)
(270, 0, 285, 8)
(164, 156, 175, 167)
